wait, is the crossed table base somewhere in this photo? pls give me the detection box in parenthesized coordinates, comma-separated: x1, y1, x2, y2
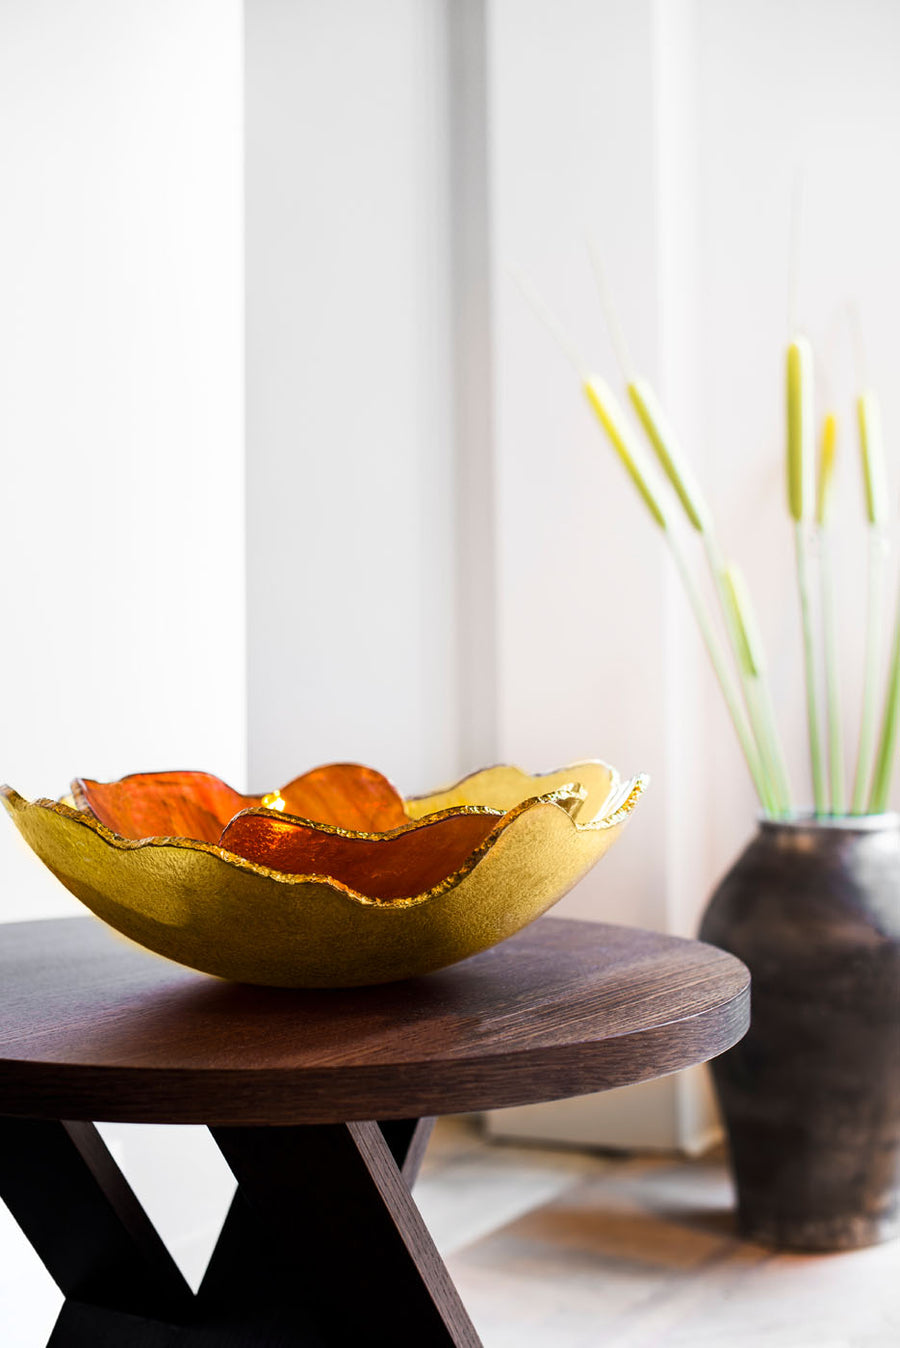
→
(0, 1114, 462, 1347)
(0, 916, 749, 1346)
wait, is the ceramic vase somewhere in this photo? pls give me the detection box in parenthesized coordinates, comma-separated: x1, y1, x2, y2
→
(700, 814, 900, 1250)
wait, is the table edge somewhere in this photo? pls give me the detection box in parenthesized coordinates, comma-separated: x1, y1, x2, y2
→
(0, 977, 750, 1126)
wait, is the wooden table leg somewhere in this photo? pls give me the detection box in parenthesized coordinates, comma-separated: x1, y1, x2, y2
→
(209, 1119, 481, 1348)
(0, 1116, 192, 1345)
(0, 1114, 476, 1347)
(191, 1187, 324, 1346)
(191, 1117, 440, 1346)
(378, 1115, 436, 1186)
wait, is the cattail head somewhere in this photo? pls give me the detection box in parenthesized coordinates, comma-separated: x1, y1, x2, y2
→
(627, 380, 711, 533)
(584, 378, 668, 530)
(815, 413, 838, 526)
(857, 391, 889, 527)
(724, 563, 766, 678)
(786, 336, 814, 521)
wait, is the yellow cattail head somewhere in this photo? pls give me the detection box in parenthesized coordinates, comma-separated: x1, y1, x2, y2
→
(584, 378, 668, 530)
(786, 337, 814, 521)
(857, 391, 889, 527)
(723, 563, 766, 678)
(626, 380, 711, 533)
(815, 413, 838, 526)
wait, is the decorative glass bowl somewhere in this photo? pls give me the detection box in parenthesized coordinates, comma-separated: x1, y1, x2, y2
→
(1, 759, 645, 987)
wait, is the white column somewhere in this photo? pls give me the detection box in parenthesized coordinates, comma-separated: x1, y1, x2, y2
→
(244, 0, 460, 797)
(485, 0, 715, 1150)
(449, 0, 500, 772)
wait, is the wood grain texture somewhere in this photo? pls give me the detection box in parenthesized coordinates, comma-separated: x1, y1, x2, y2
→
(0, 916, 749, 1125)
(380, 1116, 437, 1186)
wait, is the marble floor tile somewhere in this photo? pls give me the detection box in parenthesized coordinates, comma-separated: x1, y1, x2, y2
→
(432, 1122, 900, 1348)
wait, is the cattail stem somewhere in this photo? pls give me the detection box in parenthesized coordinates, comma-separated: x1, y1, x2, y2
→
(509, 265, 588, 377)
(746, 677, 786, 815)
(819, 531, 845, 814)
(581, 374, 770, 809)
(757, 677, 794, 815)
(518, 266, 781, 814)
(794, 520, 827, 815)
(706, 535, 791, 815)
(623, 373, 787, 813)
(853, 528, 889, 811)
(868, 582, 900, 812)
(852, 391, 891, 814)
(714, 563, 787, 815)
(667, 535, 772, 810)
(815, 411, 842, 813)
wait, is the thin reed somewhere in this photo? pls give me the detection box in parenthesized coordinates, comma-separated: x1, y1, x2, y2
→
(516, 257, 897, 820)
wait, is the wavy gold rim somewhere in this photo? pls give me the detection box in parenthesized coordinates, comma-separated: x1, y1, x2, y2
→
(1, 771, 647, 910)
(406, 757, 623, 812)
(70, 759, 629, 839)
(579, 774, 648, 830)
(231, 799, 508, 841)
(72, 761, 601, 841)
(68, 778, 588, 843)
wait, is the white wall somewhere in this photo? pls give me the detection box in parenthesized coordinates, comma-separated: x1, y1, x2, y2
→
(0, 0, 246, 922)
(4, 8, 900, 1336)
(489, 0, 671, 935)
(485, 0, 715, 1150)
(0, 5, 245, 1341)
(699, 0, 900, 878)
(485, 0, 900, 1151)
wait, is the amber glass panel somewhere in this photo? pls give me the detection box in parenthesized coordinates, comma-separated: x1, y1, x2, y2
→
(73, 772, 250, 843)
(279, 764, 408, 832)
(219, 809, 500, 900)
(72, 764, 410, 843)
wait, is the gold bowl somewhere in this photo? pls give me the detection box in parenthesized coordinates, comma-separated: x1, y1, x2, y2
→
(1, 760, 646, 987)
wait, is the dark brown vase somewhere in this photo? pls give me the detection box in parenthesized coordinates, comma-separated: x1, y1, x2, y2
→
(699, 815, 900, 1251)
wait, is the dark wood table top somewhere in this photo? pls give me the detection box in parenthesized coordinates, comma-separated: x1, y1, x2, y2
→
(0, 915, 749, 1126)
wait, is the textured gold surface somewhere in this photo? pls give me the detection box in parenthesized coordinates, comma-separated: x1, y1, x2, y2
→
(1, 762, 647, 987)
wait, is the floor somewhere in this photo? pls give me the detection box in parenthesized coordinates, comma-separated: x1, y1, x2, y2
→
(415, 1118, 900, 1348)
(1, 1116, 898, 1346)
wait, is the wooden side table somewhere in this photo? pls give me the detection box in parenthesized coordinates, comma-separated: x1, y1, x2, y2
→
(0, 915, 749, 1347)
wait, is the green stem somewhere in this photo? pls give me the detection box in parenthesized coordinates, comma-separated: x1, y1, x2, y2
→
(867, 583, 900, 813)
(794, 520, 826, 815)
(819, 531, 845, 814)
(705, 535, 792, 816)
(668, 534, 772, 812)
(700, 536, 786, 808)
(756, 678, 794, 818)
(746, 676, 782, 813)
(852, 528, 888, 813)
